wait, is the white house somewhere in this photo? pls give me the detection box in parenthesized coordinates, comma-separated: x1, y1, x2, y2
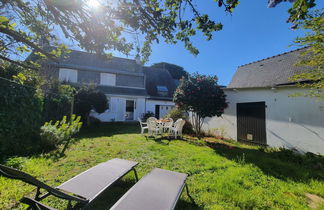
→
(202, 48, 324, 154)
(42, 50, 176, 121)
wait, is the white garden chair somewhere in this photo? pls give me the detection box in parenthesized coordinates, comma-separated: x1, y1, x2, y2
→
(147, 117, 157, 122)
(169, 119, 186, 139)
(162, 118, 174, 133)
(147, 117, 160, 137)
(138, 117, 148, 134)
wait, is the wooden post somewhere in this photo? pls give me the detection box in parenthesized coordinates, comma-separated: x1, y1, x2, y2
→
(70, 95, 74, 121)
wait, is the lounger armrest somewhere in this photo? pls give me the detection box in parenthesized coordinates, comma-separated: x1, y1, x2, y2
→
(20, 197, 57, 210)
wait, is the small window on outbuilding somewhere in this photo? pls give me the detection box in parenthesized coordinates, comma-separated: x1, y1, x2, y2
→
(157, 86, 168, 97)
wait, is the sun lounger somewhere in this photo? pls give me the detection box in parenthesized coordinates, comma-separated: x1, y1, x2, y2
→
(0, 158, 138, 209)
(110, 168, 189, 210)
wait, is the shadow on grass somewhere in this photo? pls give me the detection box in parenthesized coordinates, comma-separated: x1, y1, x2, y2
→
(84, 178, 200, 210)
(77, 122, 140, 139)
(146, 135, 172, 145)
(205, 141, 324, 182)
(83, 179, 135, 210)
(0, 122, 141, 163)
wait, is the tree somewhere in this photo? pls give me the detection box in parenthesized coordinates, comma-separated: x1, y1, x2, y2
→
(268, 0, 316, 23)
(151, 62, 188, 80)
(43, 81, 76, 122)
(74, 85, 108, 125)
(0, 0, 317, 68)
(174, 73, 228, 138)
(290, 10, 323, 99)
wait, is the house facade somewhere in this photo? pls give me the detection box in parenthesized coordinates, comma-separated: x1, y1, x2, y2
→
(43, 50, 175, 121)
(202, 48, 324, 154)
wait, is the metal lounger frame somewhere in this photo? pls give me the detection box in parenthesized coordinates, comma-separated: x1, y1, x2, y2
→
(0, 160, 138, 210)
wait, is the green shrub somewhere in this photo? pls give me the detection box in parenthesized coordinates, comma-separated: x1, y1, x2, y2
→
(74, 85, 108, 125)
(43, 81, 75, 122)
(5, 157, 27, 170)
(40, 115, 82, 151)
(165, 107, 186, 120)
(141, 111, 155, 121)
(89, 116, 102, 126)
(0, 64, 43, 156)
(165, 108, 194, 134)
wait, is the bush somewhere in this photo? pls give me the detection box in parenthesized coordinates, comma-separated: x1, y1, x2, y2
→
(0, 64, 43, 155)
(5, 157, 27, 170)
(74, 85, 108, 125)
(174, 73, 227, 138)
(43, 81, 75, 122)
(89, 116, 101, 126)
(165, 108, 194, 134)
(40, 115, 82, 152)
(141, 111, 155, 121)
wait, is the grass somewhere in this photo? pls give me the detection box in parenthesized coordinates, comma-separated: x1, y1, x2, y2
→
(1, 122, 324, 209)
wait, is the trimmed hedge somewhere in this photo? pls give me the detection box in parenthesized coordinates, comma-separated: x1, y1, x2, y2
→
(0, 64, 43, 155)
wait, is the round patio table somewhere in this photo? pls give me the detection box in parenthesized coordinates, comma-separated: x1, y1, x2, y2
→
(156, 119, 172, 133)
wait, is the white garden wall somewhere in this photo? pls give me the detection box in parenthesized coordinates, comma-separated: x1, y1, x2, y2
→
(202, 87, 324, 154)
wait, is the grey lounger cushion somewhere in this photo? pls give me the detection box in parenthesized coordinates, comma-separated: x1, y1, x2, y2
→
(57, 158, 138, 201)
(110, 168, 187, 210)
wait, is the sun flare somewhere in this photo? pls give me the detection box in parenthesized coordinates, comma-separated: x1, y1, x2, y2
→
(86, 0, 100, 8)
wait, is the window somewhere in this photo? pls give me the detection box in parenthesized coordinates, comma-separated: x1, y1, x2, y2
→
(59, 68, 77, 83)
(100, 73, 116, 86)
(157, 86, 168, 97)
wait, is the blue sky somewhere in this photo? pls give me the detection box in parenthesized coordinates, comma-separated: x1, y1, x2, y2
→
(112, 0, 322, 86)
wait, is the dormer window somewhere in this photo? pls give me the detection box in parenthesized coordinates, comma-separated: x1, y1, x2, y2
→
(157, 86, 168, 96)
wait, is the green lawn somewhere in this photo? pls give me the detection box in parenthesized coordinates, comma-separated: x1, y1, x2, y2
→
(1, 123, 324, 209)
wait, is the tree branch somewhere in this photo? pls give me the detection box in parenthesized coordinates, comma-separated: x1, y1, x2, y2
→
(133, 0, 160, 32)
(0, 27, 57, 62)
(0, 54, 39, 71)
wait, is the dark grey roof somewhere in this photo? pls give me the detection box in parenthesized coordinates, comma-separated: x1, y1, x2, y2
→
(143, 67, 177, 99)
(228, 47, 308, 89)
(97, 86, 147, 96)
(53, 50, 143, 76)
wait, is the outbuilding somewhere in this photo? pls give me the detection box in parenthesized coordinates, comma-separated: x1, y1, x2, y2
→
(203, 48, 324, 154)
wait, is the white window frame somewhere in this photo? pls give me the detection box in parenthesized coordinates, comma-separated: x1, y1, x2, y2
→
(105, 96, 111, 112)
(59, 68, 78, 83)
(100, 73, 116, 86)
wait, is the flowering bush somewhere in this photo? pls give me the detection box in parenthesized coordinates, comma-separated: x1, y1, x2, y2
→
(40, 115, 82, 151)
(173, 73, 228, 138)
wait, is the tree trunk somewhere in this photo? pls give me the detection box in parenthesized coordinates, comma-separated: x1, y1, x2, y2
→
(192, 112, 204, 139)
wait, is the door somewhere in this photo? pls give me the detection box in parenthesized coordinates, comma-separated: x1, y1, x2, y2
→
(116, 98, 126, 121)
(237, 102, 267, 145)
(125, 100, 135, 120)
(159, 105, 173, 118)
(155, 105, 160, 119)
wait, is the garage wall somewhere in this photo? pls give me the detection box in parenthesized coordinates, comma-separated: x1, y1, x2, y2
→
(202, 87, 324, 154)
